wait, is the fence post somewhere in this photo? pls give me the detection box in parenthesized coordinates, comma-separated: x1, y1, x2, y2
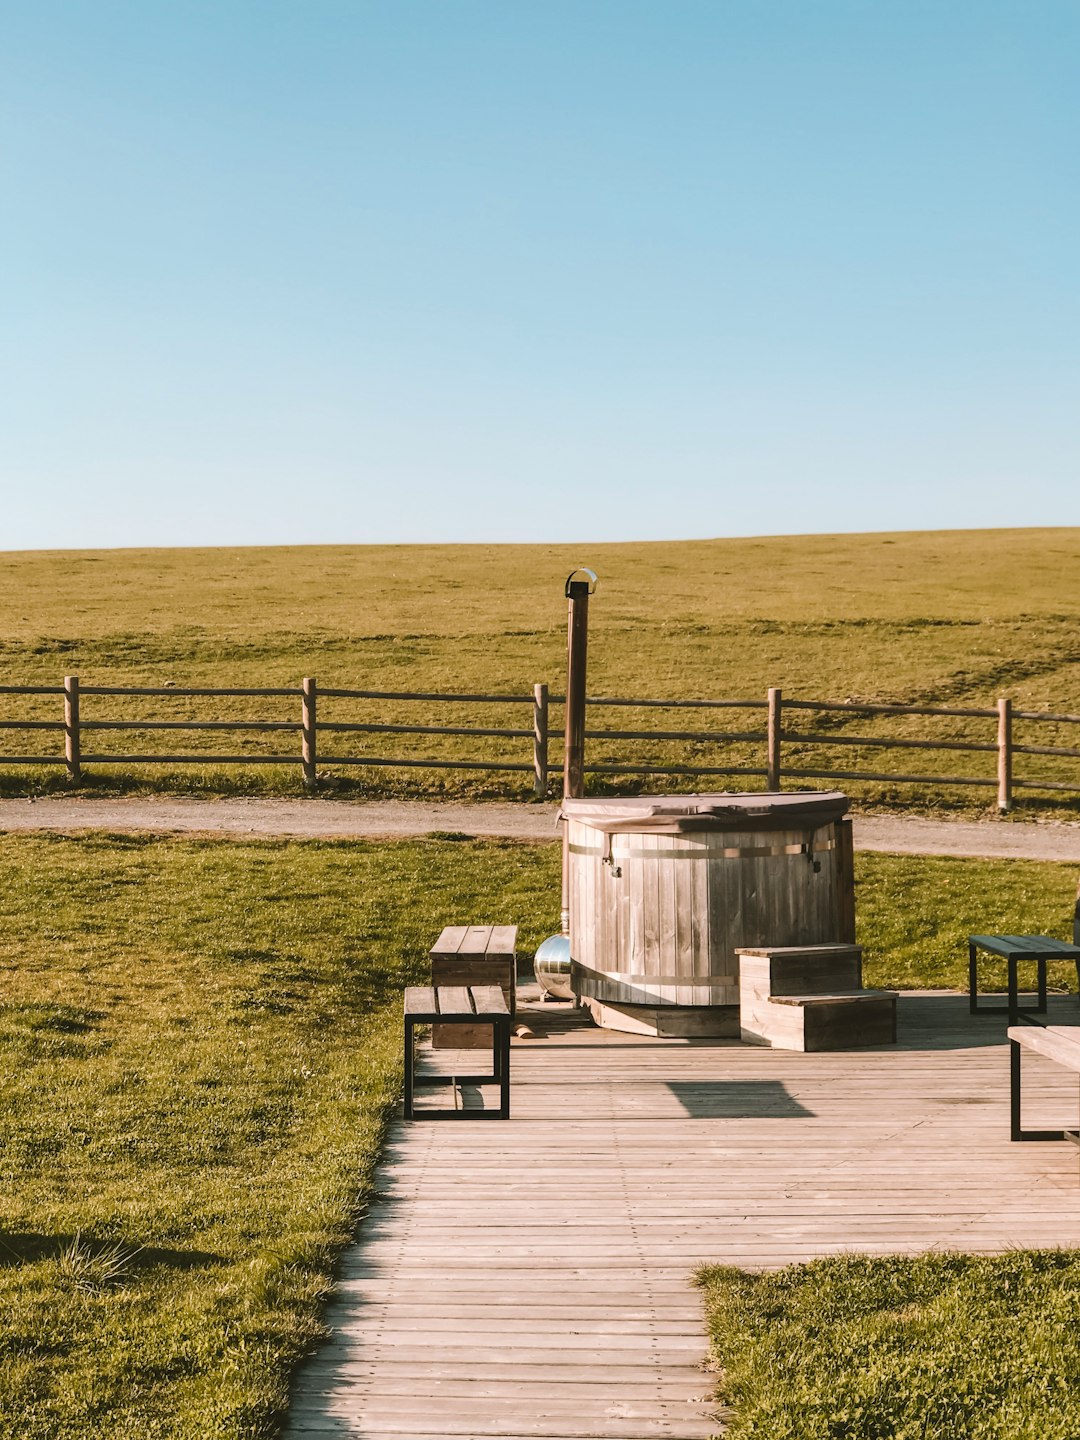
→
(533, 683, 549, 799)
(767, 687, 782, 791)
(301, 677, 317, 792)
(64, 674, 81, 783)
(997, 696, 1013, 813)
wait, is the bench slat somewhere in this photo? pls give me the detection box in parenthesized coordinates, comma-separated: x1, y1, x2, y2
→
(1008, 1024, 1080, 1071)
(469, 984, 510, 1015)
(489, 924, 518, 955)
(436, 985, 473, 1016)
(404, 986, 437, 1016)
(462, 925, 495, 955)
(430, 925, 471, 956)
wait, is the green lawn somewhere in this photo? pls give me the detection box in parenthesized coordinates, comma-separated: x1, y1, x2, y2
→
(1, 529, 1079, 810)
(0, 834, 1076, 1436)
(698, 1252, 1080, 1440)
(856, 851, 1079, 992)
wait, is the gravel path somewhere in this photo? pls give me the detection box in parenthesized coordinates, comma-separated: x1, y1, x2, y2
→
(1, 796, 1079, 861)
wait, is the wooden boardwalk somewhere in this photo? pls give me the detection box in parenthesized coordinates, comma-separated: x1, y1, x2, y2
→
(286, 991, 1080, 1439)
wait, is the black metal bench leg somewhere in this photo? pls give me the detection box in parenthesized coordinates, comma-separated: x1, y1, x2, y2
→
(1007, 957, 1050, 1024)
(403, 1017, 416, 1120)
(497, 1018, 510, 1120)
(1011, 1037, 1022, 1141)
(969, 941, 978, 1014)
(1011, 1037, 1066, 1142)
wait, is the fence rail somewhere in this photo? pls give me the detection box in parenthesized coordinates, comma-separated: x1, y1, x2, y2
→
(0, 677, 1078, 809)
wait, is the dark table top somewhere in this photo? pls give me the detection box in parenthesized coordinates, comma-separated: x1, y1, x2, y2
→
(969, 933, 1080, 959)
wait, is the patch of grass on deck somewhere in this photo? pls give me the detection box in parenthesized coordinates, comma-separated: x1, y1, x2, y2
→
(0, 832, 560, 1439)
(698, 1252, 1080, 1439)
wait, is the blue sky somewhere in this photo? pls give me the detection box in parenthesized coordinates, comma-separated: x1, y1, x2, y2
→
(2, 1, 1077, 548)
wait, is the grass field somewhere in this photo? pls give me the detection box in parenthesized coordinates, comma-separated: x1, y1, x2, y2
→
(0, 833, 1077, 1437)
(699, 1252, 1080, 1440)
(1, 528, 1079, 810)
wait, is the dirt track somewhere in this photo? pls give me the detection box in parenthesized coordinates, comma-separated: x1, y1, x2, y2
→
(1, 797, 1079, 862)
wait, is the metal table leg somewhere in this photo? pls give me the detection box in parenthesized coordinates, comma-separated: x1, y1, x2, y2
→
(1011, 1036, 1067, 1142)
(403, 1016, 416, 1120)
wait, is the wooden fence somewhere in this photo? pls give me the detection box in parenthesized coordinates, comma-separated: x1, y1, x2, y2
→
(1, 677, 1079, 810)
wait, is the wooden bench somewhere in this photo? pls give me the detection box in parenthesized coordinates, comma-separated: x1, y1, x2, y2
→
(403, 984, 510, 1120)
(429, 925, 517, 1049)
(737, 944, 898, 1052)
(969, 934, 1080, 1023)
(1008, 1022, 1080, 1152)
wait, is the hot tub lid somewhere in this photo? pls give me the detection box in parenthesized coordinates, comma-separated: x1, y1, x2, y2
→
(560, 791, 848, 833)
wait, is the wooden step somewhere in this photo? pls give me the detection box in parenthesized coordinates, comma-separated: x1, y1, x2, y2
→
(736, 943, 863, 997)
(772, 989, 899, 1007)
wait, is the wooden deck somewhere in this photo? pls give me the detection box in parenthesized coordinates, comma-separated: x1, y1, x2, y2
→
(286, 990, 1080, 1439)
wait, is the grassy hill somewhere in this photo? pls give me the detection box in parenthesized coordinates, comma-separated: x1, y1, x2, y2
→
(2, 528, 1078, 809)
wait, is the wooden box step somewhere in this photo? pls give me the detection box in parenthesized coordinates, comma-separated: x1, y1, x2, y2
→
(736, 943, 863, 997)
(737, 944, 898, 1052)
(741, 991, 897, 1052)
(430, 924, 517, 1049)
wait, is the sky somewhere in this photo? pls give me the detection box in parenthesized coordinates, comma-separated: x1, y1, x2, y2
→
(1, 0, 1077, 549)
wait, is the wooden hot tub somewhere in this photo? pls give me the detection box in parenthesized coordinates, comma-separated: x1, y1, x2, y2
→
(562, 792, 855, 1037)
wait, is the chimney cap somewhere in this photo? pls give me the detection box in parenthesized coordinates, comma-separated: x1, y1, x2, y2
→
(565, 567, 598, 597)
